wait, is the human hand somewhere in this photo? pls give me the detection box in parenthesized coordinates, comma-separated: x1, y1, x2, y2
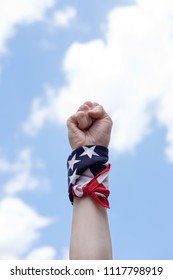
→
(67, 101, 113, 149)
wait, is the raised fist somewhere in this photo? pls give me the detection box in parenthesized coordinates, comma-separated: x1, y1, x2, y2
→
(67, 101, 113, 149)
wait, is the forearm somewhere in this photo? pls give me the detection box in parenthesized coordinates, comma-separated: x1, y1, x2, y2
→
(70, 196, 112, 260)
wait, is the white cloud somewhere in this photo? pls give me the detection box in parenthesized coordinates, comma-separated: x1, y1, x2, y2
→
(0, 0, 55, 54)
(0, 197, 53, 259)
(26, 246, 69, 260)
(51, 6, 77, 28)
(0, 148, 49, 195)
(22, 0, 173, 161)
(21, 89, 54, 136)
(0, 150, 54, 260)
(26, 246, 56, 260)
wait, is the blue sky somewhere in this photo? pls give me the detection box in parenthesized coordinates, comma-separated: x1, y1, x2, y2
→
(0, 0, 173, 260)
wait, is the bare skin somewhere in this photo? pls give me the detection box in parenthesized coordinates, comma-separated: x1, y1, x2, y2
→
(67, 101, 113, 259)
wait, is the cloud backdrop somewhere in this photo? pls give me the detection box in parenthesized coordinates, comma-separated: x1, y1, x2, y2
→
(0, 0, 173, 260)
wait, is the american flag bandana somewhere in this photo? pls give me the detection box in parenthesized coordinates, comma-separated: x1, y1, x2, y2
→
(67, 145, 111, 208)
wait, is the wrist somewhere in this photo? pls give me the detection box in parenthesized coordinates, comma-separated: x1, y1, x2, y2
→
(67, 145, 111, 208)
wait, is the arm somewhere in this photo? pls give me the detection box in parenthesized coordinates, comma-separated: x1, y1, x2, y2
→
(70, 197, 112, 259)
(67, 101, 113, 260)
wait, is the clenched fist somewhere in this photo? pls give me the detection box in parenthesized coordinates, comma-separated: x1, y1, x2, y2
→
(67, 101, 113, 149)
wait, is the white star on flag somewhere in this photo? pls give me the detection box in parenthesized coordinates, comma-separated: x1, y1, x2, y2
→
(69, 169, 80, 185)
(80, 146, 99, 159)
(68, 154, 81, 171)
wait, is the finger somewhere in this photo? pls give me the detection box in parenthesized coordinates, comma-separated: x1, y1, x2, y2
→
(88, 104, 107, 120)
(66, 116, 78, 132)
(67, 111, 92, 131)
(92, 102, 99, 107)
(76, 102, 96, 129)
(77, 101, 93, 112)
(76, 112, 93, 130)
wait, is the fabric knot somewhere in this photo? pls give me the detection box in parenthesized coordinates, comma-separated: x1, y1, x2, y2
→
(67, 145, 111, 208)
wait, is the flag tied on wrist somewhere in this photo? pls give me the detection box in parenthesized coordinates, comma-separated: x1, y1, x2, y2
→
(67, 145, 111, 208)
